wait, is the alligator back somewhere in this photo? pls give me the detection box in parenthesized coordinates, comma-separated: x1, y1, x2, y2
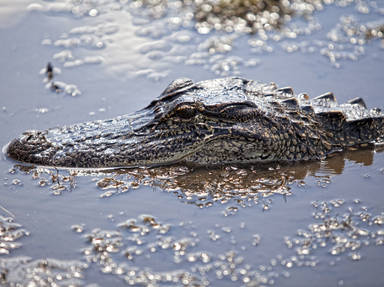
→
(310, 92, 384, 148)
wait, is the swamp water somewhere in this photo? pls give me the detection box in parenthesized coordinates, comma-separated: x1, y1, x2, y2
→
(1, 0, 384, 286)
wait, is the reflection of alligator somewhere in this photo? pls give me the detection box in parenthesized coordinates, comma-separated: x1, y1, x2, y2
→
(6, 77, 384, 168)
(13, 147, 377, 207)
(92, 148, 379, 207)
(108, 147, 376, 192)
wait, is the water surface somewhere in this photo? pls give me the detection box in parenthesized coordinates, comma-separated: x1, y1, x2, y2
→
(1, 0, 384, 286)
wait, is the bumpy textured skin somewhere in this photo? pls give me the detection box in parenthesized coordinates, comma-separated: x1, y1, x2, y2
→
(6, 77, 384, 168)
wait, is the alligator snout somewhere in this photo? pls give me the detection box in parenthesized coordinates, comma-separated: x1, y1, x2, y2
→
(6, 131, 54, 166)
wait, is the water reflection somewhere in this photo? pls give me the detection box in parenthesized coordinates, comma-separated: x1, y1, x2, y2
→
(193, 0, 290, 34)
(136, 0, 293, 34)
(93, 148, 376, 210)
(135, 0, 384, 38)
(0, 0, 31, 28)
(9, 0, 381, 81)
(12, 148, 378, 209)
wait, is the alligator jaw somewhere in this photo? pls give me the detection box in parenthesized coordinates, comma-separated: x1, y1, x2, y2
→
(5, 110, 209, 168)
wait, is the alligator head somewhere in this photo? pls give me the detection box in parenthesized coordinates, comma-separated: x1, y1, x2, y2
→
(5, 77, 384, 168)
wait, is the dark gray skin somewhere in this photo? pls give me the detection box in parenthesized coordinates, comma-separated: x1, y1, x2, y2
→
(5, 77, 384, 168)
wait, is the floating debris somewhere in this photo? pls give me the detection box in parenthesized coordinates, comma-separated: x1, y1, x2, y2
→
(48, 80, 82, 97)
(71, 224, 86, 233)
(46, 62, 54, 81)
(0, 257, 88, 286)
(0, 209, 88, 286)
(40, 62, 82, 96)
(11, 165, 77, 195)
(78, 214, 274, 286)
(286, 199, 384, 261)
(75, 198, 384, 286)
(0, 215, 30, 255)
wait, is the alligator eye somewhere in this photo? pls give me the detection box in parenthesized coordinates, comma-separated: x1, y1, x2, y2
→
(174, 105, 197, 119)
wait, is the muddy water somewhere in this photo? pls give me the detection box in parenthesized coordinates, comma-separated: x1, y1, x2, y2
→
(1, 0, 384, 286)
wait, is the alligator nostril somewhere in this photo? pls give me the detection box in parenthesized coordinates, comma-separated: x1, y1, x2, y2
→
(24, 134, 33, 142)
(19, 130, 47, 144)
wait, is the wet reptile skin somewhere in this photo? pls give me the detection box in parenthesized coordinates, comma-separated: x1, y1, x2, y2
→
(5, 77, 384, 168)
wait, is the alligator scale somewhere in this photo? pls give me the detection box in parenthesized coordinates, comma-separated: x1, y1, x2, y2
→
(6, 77, 384, 168)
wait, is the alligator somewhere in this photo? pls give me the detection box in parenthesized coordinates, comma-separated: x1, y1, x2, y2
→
(5, 77, 384, 168)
